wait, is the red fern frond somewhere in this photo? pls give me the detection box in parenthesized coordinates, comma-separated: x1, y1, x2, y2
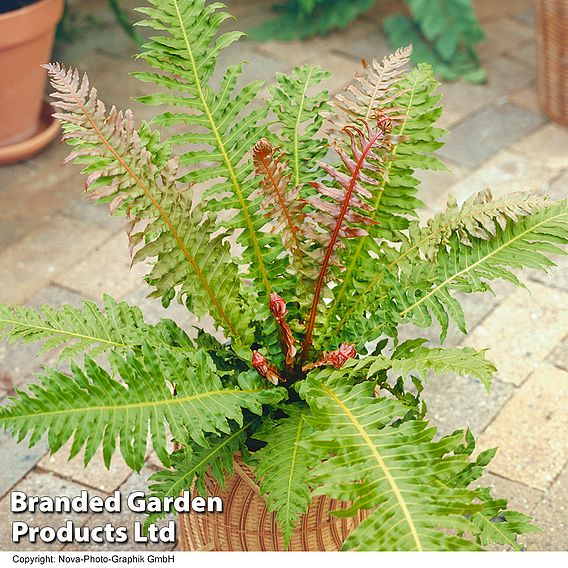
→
(328, 45, 412, 130)
(301, 117, 392, 360)
(252, 138, 305, 263)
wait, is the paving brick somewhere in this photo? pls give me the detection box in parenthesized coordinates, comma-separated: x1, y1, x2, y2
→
(515, 6, 535, 27)
(438, 101, 546, 169)
(416, 162, 470, 212)
(0, 470, 103, 551)
(0, 219, 27, 250)
(0, 163, 81, 237)
(440, 149, 559, 209)
(478, 18, 534, 61)
(39, 440, 132, 494)
(474, 0, 532, 23)
(63, 197, 126, 232)
(547, 333, 568, 372)
(53, 231, 146, 300)
(213, 40, 287, 90)
(0, 341, 58, 394)
(0, 216, 111, 305)
(528, 252, 568, 293)
(511, 123, 568, 172)
(484, 54, 536, 95)
(547, 169, 568, 201)
(437, 80, 498, 129)
(0, 432, 48, 499)
(64, 468, 176, 551)
(476, 472, 544, 518)
(423, 375, 513, 439)
(508, 42, 537, 71)
(256, 18, 377, 66)
(479, 366, 568, 490)
(525, 463, 568, 550)
(335, 29, 391, 63)
(27, 284, 89, 311)
(303, 53, 362, 95)
(464, 283, 568, 386)
(509, 84, 540, 113)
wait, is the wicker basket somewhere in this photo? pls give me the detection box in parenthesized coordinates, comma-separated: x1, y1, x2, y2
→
(177, 456, 366, 551)
(535, 0, 568, 126)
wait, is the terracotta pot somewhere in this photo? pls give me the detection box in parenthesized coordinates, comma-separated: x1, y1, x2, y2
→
(177, 457, 367, 551)
(0, 0, 63, 157)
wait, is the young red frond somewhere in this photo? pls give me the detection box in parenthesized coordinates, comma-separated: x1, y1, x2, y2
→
(301, 117, 392, 360)
(252, 138, 305, 264)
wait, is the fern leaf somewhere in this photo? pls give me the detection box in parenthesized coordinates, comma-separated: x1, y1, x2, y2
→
(302, 118, 391, 357)
(331, 190, 553, 344)
(45, 63, 252, 345)
(0, 295, 183, 362)
(253, 406, 316, 547)
(420, 189, 551, 260)
(329, 45, 412, 127)
(252, 139, 305, 264)
(300, 375, 482, 551)
(0, 345, 286, 471)
(360, 339, 496, 389)
(444, 433, 539, 549)
(148, 419, 253, 502)
(392, 200, 568, 339)
(134, 0, 277, 302)
(268, 65, 331, 186)
(250, 0, 376, 41)
(326, 63, 446, 343)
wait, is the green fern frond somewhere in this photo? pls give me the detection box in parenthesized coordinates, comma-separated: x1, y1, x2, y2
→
(268, 65, 331, 186)
(419, 189, 551, 261)
(253, 405, 317, 547)
(391, 200, 568, 339)
(300, 375, 481, 550)
(0, 345, 286, 471)
(0, 295, 160, 361)
(148, 419, 253, 502)
(0, 295, 198, 364)
(356, 338, 496, 389)
(133, 0, 280, 303)
(44, 63, 252, 345)
(444, 433, 538, 549)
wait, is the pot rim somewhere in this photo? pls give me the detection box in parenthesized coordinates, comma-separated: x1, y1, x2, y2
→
(0, 0, 64, 49)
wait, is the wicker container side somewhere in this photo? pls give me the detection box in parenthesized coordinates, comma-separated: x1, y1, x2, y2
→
(535, 0, 568, 126)
(177, 457, 366, 551)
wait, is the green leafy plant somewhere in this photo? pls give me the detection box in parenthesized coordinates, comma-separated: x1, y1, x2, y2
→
(0, 0, 563, 551)
(251, 0, 376, 41)
(253, 0, 485, 83)
(383, 0, 486, 83)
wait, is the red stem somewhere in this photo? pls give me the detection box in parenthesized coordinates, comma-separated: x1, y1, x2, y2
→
(300, 128, 383, 362)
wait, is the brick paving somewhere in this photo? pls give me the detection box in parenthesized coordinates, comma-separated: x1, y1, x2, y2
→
(0, 0, 566, 551)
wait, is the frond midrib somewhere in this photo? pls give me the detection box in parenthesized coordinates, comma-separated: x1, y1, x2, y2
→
(0, 387, 268, 421)
(0, 317, 125, 348)
(172, 0, 271, 298)
(322, 383, 423, 551)
(399, 209, 568, 317)
(327, 72, 420, 323)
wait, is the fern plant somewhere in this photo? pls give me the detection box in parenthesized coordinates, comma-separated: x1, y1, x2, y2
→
(0, 0, 563, 551)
